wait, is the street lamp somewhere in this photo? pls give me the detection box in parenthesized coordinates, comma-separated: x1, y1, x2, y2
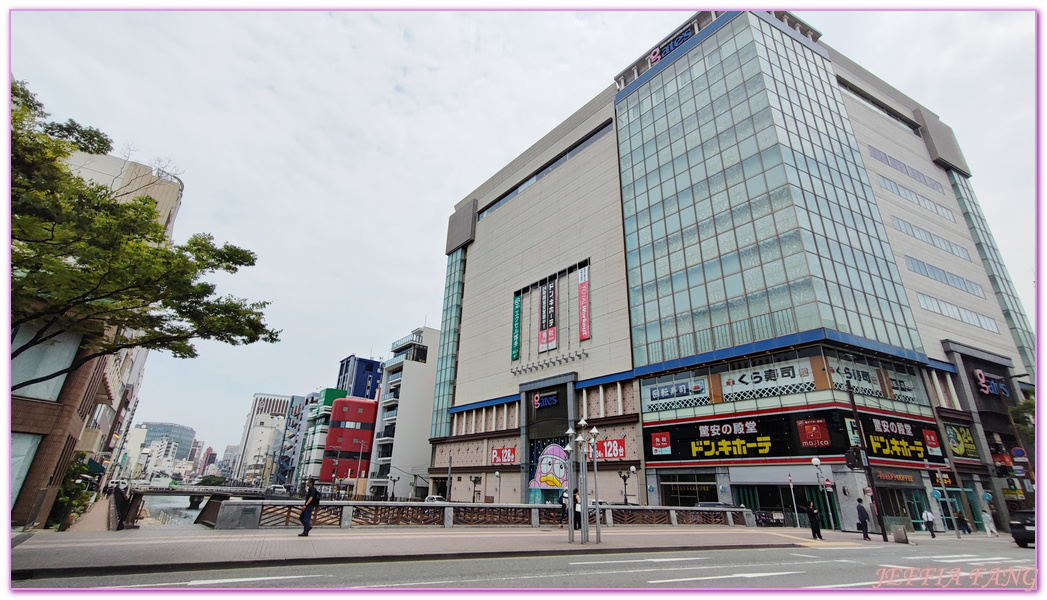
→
(389, 475, 400, 502)
(494, 471, 501, 504)
(618, 466, 637, 504)
(587, 425, 603, 544)
(469, 475, 483, 503)
(810, 457, 836, 531)
(564, 430, 575, 543)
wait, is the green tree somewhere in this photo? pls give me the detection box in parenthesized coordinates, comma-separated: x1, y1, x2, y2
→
(11, 80, 281, 391)
(46, 452, 94, 530)
(198, 475, 227, 486)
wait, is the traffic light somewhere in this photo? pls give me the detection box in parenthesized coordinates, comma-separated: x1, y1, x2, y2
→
(1007, 478, 1017, 490)
(845, 447, 862, 470)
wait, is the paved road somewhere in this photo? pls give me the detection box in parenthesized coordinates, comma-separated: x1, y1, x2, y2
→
(13, 536, 1033, 590)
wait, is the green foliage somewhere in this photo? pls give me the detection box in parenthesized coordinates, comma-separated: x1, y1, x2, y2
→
(10, 80, 281, 391)
(46, 452, 94, 529)
(1010, 392, 1035, 469)
(198, 475, 227, 486)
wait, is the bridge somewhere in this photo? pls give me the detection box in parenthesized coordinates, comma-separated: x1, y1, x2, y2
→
(113, 486, 280, 529)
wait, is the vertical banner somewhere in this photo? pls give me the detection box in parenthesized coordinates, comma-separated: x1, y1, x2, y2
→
(546, 275, 557, 351)
(539, 283, 549, 352)
(578, 265, 591, 341)
(511, 295, 521, 360)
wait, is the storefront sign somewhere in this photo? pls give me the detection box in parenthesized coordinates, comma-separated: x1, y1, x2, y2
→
(651, 432, 671, 456)
(944, 424, 979, 460)
(875, 470, 916, 483)
(491, 447, 516, 465)
(511, 295, 521, 360)
(931, 471, 955, 487)
(589, 438, 626, 460)
(538, 278, 558, 352)
(643, 376, 709, 412)
(577, 266, 590, 341)
(649, 27, 694, 65)
(863, 415, 944, 462)
(922, 429, 943, 457)
(719, 358, 816, 402)
(973, 369, 1010, 398)
(796, 419, 831, 448)
(533, 392, 558, 409)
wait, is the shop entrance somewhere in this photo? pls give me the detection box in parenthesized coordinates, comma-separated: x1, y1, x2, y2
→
(658, 473, 718, 506)
(874, 487, 926, 531)
(733, 484, 837, 529)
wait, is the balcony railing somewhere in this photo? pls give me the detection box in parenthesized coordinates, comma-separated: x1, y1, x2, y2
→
(390, 332, 424, 352)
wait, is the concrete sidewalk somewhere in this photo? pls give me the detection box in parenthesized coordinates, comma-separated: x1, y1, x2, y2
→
(11, 523, 863, 579)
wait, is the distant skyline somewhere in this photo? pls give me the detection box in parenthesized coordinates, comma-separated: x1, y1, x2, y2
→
(9, 9, 1036, 452)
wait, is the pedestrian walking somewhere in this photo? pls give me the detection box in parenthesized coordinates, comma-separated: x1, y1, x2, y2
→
(856, 498, 871, 540)
(957, 513, 972, 534)
(559, 488, 569, 529)
(803, 501, 824, 540)
(299, 478, 320, 537)
(573, 489, 582, 530)
(981, 509, 999, 537)
(921, 508, 936, 538)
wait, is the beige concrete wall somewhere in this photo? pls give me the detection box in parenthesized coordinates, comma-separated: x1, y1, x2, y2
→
(843, 96, 1024, 366)
(66, 152, 183, 237)
(452, 94, 632, 408)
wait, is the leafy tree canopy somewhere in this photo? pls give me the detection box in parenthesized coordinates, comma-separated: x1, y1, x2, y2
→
(11, 80, 281, 391)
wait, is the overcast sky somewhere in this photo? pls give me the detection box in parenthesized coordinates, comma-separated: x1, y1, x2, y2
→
(9, 8, 1036, 454)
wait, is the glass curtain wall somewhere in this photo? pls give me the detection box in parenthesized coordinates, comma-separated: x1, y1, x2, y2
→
(616, 11, 923, 369)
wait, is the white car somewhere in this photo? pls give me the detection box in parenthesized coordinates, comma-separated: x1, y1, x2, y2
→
(424, 495, 447, 503)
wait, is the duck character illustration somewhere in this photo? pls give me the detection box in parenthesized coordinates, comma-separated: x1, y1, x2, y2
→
(528, 444, 569, 488)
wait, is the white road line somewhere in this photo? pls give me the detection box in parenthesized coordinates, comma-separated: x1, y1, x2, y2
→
(790, 553, 819, 558)
(98, 575, 328, 589)
(571, 557, 708, 565)
(649, 571, 804, 584)
(805, 572, 974, 589)
(933, 556, 1011, 563)
(899, 554, 977, 559)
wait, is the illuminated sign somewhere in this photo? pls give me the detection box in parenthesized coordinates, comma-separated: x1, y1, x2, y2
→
(533, 392, 558, 409)
(578, 266, 591, 341)
(797, 419, 831, 448)
(876, 471, 916, 483)
(945, 424, 979, 460)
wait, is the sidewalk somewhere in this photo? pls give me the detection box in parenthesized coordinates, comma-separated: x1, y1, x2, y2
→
(12, 523, 853, 579)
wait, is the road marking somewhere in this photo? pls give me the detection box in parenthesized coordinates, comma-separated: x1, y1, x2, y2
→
(649, 571, 804, 584)
(791, 553, 819, 558)
(933, 556, 1011, 563)
(571, 557, 708, 565)
(899, 554, 977, 559)
(98, 575, 328, 588)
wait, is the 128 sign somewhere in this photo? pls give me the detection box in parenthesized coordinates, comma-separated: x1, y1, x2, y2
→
(491, 447, 516, 465)
(588, 438, 626, 460)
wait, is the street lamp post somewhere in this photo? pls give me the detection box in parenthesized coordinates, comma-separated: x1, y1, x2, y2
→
(494, 471, 501, 503)
(788, 473, 799, 528)
(355, 442, 369, 500)
(575, 421, 589, 544)
(389, 475, 400, 502)
(617, 466, 636, 503)
(333, 459, 339, 499)
(469, 475, 483, 503)
(587, 425, 602, 544)
(564, 435, 575, 543)
(810, 457, 836, 531)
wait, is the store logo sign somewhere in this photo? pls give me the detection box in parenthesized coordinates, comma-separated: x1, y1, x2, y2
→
(974, 369, 1010, 398)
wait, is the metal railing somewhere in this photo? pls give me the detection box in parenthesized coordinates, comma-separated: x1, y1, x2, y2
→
(212, 500, 754, 530)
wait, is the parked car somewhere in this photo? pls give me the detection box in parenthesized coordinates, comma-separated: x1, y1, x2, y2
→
(1010, 509, 1035, 548)
(424, 495, 447, 503)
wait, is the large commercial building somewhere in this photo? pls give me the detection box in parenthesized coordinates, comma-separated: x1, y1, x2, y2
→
(139, 422, 197, 461)
(234, 394, 291, 485)
(429, 11, 1033, 535)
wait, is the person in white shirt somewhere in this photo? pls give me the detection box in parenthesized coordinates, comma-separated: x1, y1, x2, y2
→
(921, 508, 936, 538)
(981, 509, 999, 537)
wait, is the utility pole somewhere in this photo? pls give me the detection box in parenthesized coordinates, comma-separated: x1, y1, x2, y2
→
(846, 380, 889, 541)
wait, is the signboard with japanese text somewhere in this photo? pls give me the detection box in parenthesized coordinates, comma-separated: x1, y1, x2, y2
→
(719, 358, 816, 402)
(511, 295, 521, 360)
(544, 277, 557, 351)
(642, 376, 710, 413)
(538, 282, 549, 352)
(578, 265, 591, 341)
(825, 358, 919, 403)
(586, 438, 626, 460)
(644, 409, 947, 465)
(862, 414, 945, 463)
(491, 447, 517, 465)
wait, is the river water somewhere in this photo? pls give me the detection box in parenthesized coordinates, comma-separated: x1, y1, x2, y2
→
(141, 495, 203, 526)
